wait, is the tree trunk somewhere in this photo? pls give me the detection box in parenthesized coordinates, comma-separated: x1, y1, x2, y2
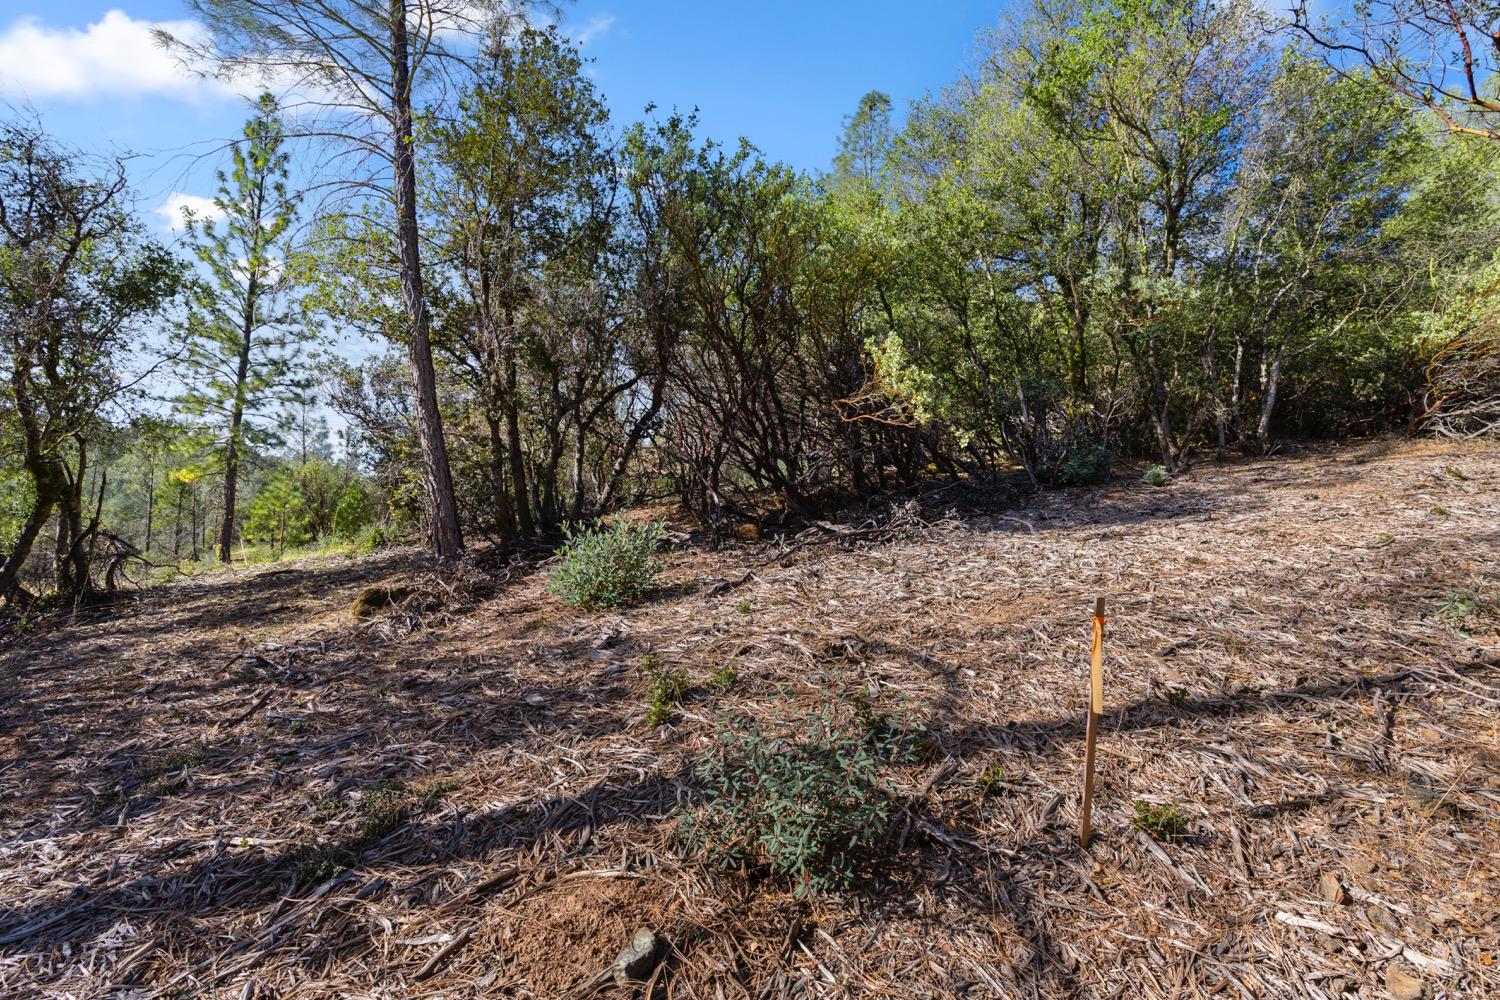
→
(485, 412, 517, 540)
(0, 495, 55, 603)
(219, 275, 258, 563)
(569, 419, 588, 522)
(1256, 344, 1286, 454)
(501, 324, 534, 535)
(390, 0, 463, 559)
(144, 464, 155, 553)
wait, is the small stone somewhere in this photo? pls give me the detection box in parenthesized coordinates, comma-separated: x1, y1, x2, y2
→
(1384, 964, 1426, 1000)
(1366, 904, 1401, 935)
(524, 693, 547, 706)
(1347, 856, 1377, 876)
(612, 927, 659, 985)
(1320, 872, 1348, 905)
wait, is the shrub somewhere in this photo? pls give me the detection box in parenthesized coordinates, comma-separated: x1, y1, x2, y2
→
(680, 703, 913, 894)
(243, 468, 312, 553)
(547, 518, 666, 610)
(1141, 465, 1171, 487)
(1052, 437, 1112, 486)
(332, 482, 376, 539)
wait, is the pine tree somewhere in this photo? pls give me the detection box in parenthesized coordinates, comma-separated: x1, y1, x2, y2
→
(176, 95, 313, 562)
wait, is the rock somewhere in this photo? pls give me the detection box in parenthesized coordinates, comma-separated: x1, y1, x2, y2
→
(1366, 904, 1401, 935)
(1404, 774, 1459, 817)
(1384, 964, 1426, 1000)
(1320, 872, 1348, 905)
(612, 927, 659, 985)
(351, 585, 416, 619)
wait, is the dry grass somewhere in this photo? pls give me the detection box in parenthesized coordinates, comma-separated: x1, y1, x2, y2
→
(1, 439, 1497, 999)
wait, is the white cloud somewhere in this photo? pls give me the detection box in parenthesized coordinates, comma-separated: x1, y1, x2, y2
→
(157, 192, 224, 231)
(0, 8, 501, 110)
(0, 10, 228, 103)
(573, 13, 616, 46)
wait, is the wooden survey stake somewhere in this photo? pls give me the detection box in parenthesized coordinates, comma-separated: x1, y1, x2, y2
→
(1080, 596, 1105, 848)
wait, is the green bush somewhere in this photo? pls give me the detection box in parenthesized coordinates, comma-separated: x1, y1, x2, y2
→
(332, 482, 376, 539)
(547, 518, 665, 610)
(1051, 437, 1112, 486)
(1141, 465, 1171, 487)
(680, 703, 913, 894)
(244, 468, 312, 552)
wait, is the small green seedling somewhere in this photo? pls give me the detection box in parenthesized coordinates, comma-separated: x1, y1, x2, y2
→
(643, 657, 689, 727)
(1131, 800, 1189, 841)
(977, 765, 1008, 796)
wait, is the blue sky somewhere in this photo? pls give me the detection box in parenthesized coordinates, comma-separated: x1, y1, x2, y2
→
(0, 1, 1009, 229)
(0, 1, 1013, 443)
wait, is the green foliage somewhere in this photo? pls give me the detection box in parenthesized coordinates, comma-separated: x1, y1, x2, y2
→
(0, 120, 187, 598)
(1052, 437, 1112, 486)
(243, 467, 312, 553)
(680, 702, 915, 893)
(1141, 465, 1171, 487)
(546, 518, 665, 610)
(708, 663, 738, 691)
(332, 481, 376, 539)
(976, 765, 1008, 796)
(1436, 579, 1498, 632)
(643, 657, 689, 727)
(1131, 800, 1189, 841)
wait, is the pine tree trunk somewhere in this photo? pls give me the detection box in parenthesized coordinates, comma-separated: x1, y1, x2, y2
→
(390, 0, 463, 558)
(219, 299, 254, 563)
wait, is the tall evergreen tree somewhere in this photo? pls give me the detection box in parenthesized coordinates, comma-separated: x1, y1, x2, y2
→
(175, 95, 312, 562)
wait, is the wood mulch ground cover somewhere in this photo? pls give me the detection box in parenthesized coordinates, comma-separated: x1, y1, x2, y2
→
(1, 439, 1496, 999)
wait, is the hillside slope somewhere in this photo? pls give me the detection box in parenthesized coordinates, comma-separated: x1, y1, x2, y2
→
(1, 441, 1497, 999)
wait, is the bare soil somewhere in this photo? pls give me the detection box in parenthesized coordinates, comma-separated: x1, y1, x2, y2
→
(1, 439, 1497, 999)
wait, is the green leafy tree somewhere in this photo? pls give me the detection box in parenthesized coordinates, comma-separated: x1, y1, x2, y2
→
(429, 25, 615, 538)
(332, 480, 376, 539)
(0, 119, 185, 603)
(831, 91, 895, 198)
